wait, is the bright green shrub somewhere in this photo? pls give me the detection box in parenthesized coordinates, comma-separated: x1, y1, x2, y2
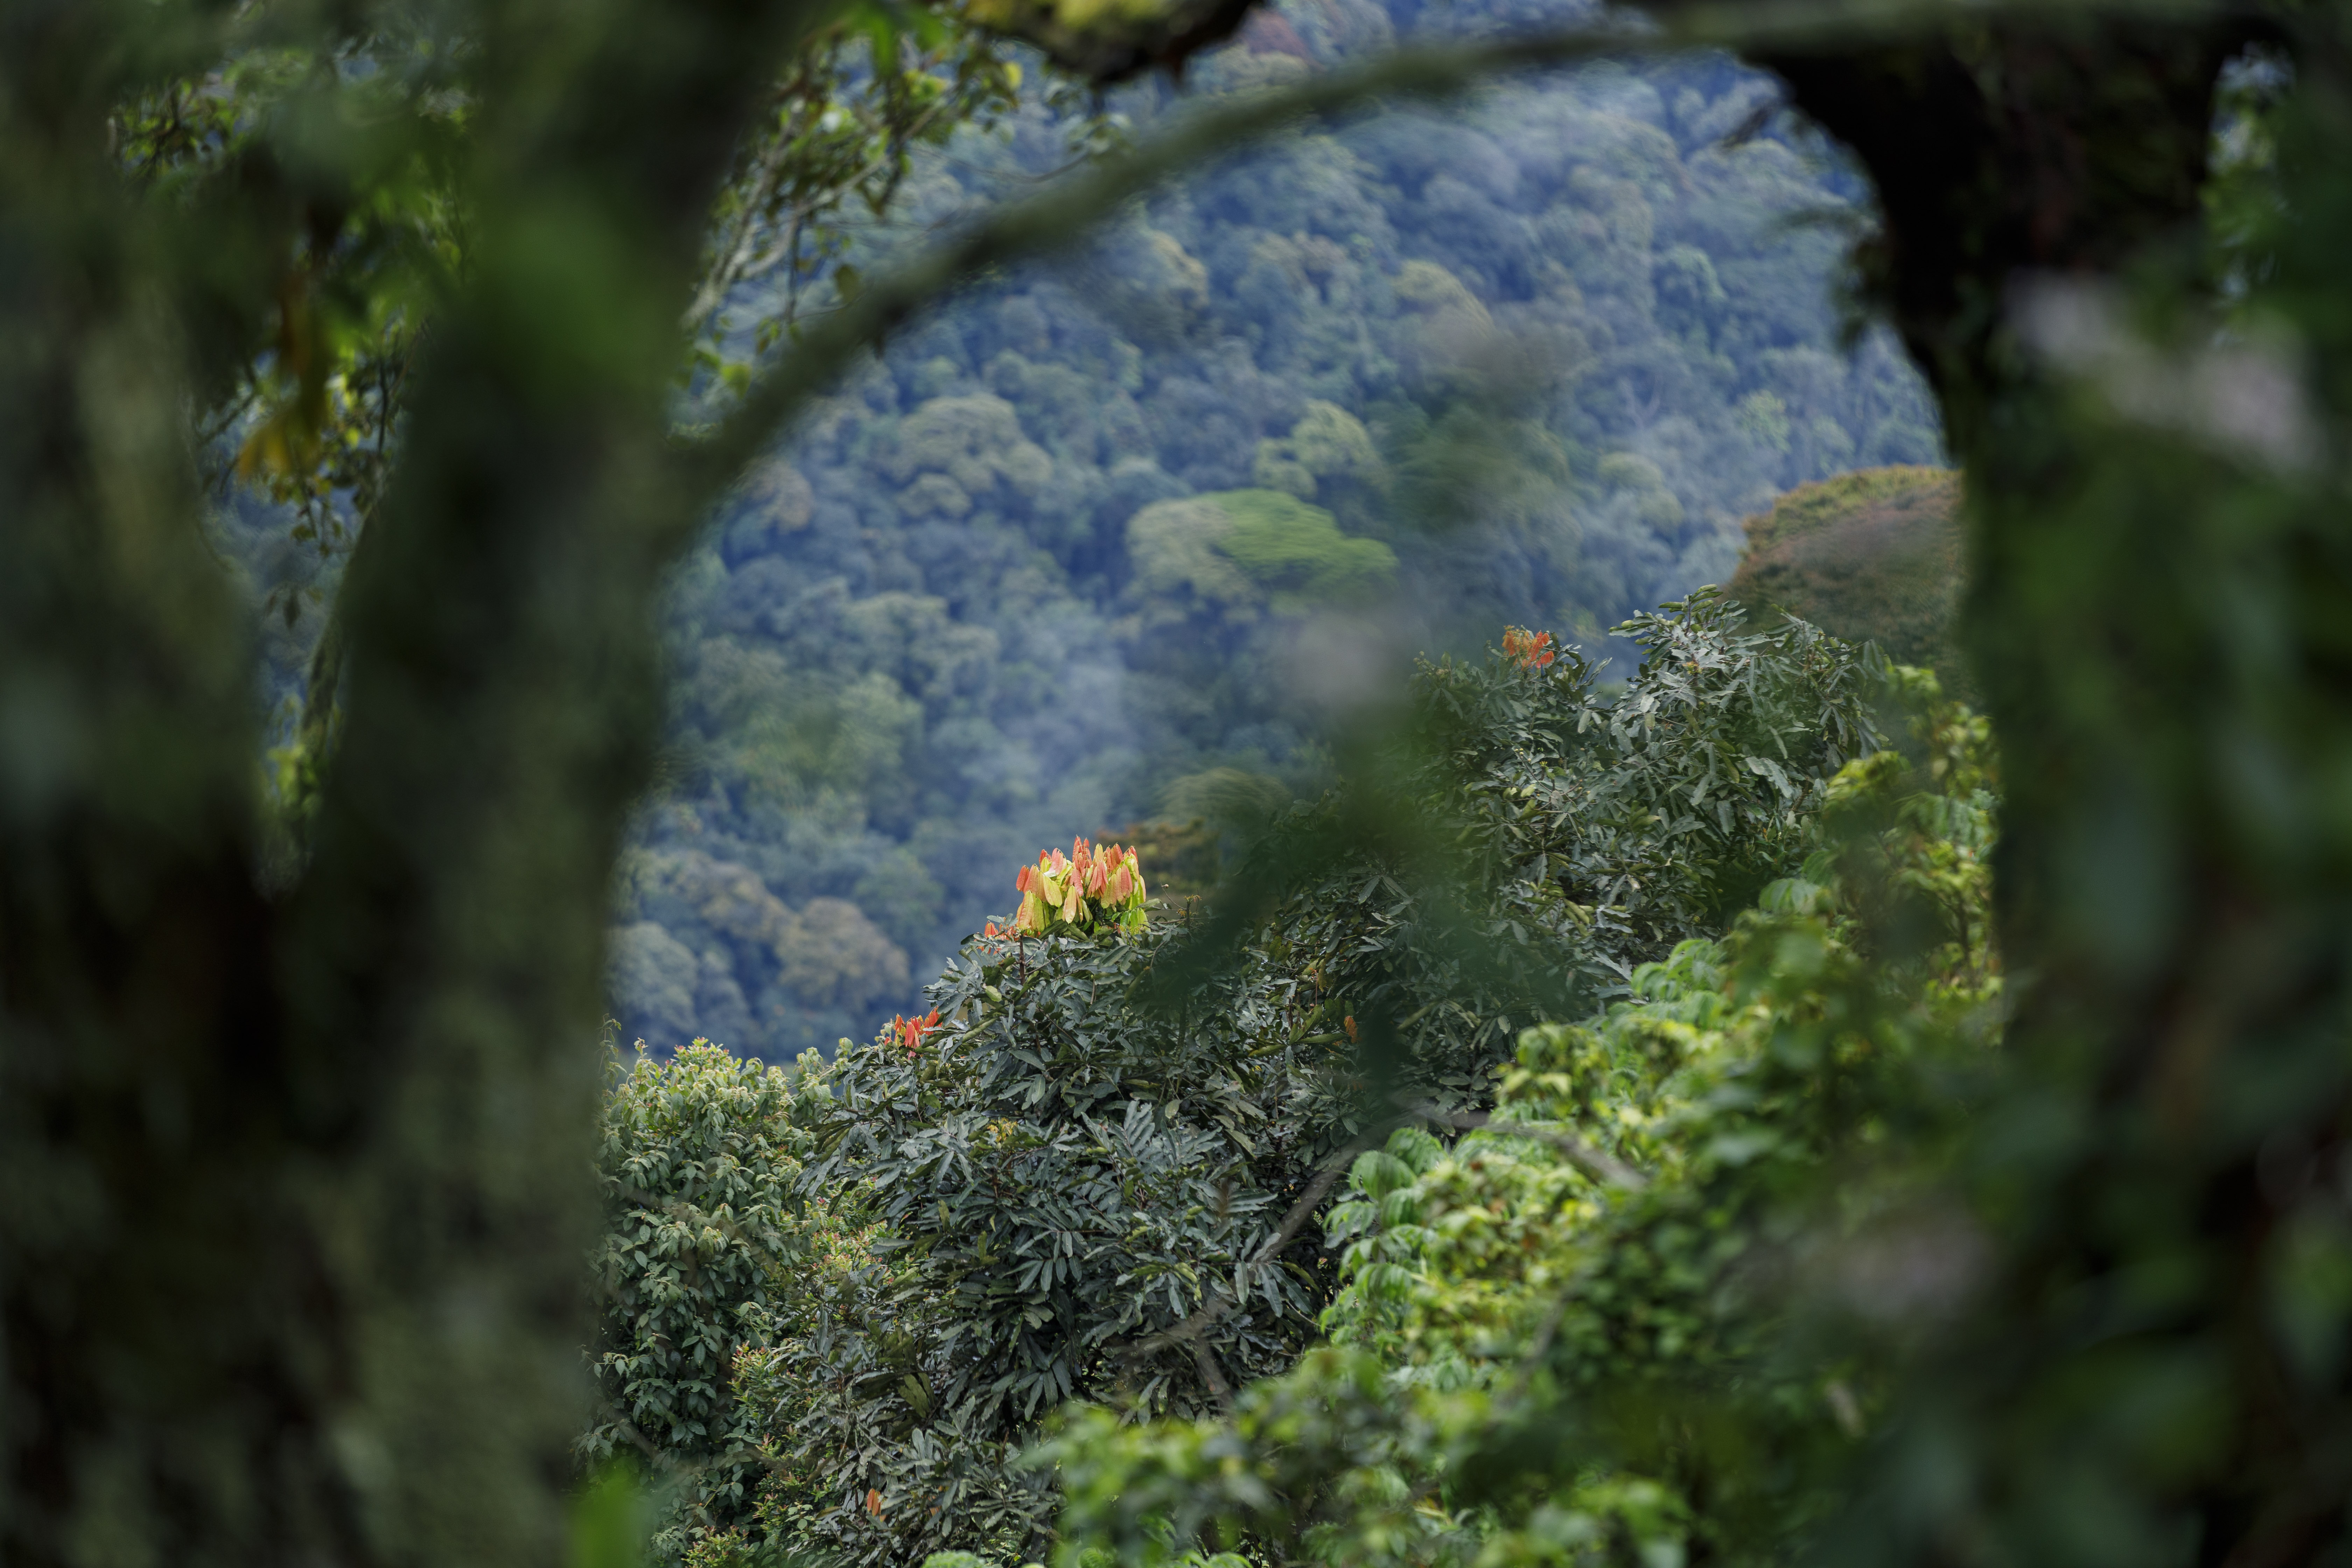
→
(1211, 489, 1399, 607)
(1302, 584, 1890, 1088)
(1125, 489, 1397, 622)
(1048, 674, 1997, 1568)
(582, 1044, 822, 1561)
(1252, 401, 1386, 503)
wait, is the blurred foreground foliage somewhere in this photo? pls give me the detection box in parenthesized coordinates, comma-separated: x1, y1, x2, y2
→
(1729, 465, 1969, 699)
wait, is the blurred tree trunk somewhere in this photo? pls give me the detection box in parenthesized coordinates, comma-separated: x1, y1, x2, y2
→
(1744, 6, 2242, 1027)
(1733, 16, 2352, 1560)
(0, 4, 821, 1564)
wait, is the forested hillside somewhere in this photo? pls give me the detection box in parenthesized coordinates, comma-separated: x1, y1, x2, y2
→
(568, 0, 1937, 1059)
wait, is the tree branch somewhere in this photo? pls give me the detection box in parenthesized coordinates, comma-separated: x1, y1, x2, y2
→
(1109, 1119, 1395, 1363)
(1192, 1340, 1238, 1417)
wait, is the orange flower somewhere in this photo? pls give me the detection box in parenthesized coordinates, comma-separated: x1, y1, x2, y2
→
(891, 1010, 941, 1053)
(1502, 625, 1558, 670)
(1006, 840, 1148, 938)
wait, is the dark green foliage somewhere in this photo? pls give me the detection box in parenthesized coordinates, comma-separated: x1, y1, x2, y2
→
(1419, 588, 1891, 985)
(584, 1045, 817, 1559)
(763, 925, 1341, 1566)
(1159, 590, 1887, 1122)
(620, 596, 1889, 1567)
(1728, 465, 1968, 696)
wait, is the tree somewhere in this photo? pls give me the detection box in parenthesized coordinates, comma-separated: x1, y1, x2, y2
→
(584, 1044, 820, 1561)
(0, 2, 1024, 1562)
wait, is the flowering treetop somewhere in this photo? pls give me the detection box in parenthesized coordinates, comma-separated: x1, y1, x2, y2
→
(993, 836, 1148, 938)
(889, 1010, 940, 1054)
(1502, 625, 1559, 669)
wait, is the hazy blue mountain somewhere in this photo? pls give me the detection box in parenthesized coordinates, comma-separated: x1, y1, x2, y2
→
(612, 0, 1944, 1057)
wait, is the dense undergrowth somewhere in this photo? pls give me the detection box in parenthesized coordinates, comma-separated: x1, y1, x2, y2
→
(581, 602, 1993, 1568)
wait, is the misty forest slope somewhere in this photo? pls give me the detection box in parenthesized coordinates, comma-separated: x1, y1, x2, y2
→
(542, 0, 1944, 1058)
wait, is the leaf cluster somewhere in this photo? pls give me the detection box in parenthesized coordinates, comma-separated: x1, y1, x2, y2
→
(1206, 587, 1891, 1113)
(583, 1044, 828, 1560)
